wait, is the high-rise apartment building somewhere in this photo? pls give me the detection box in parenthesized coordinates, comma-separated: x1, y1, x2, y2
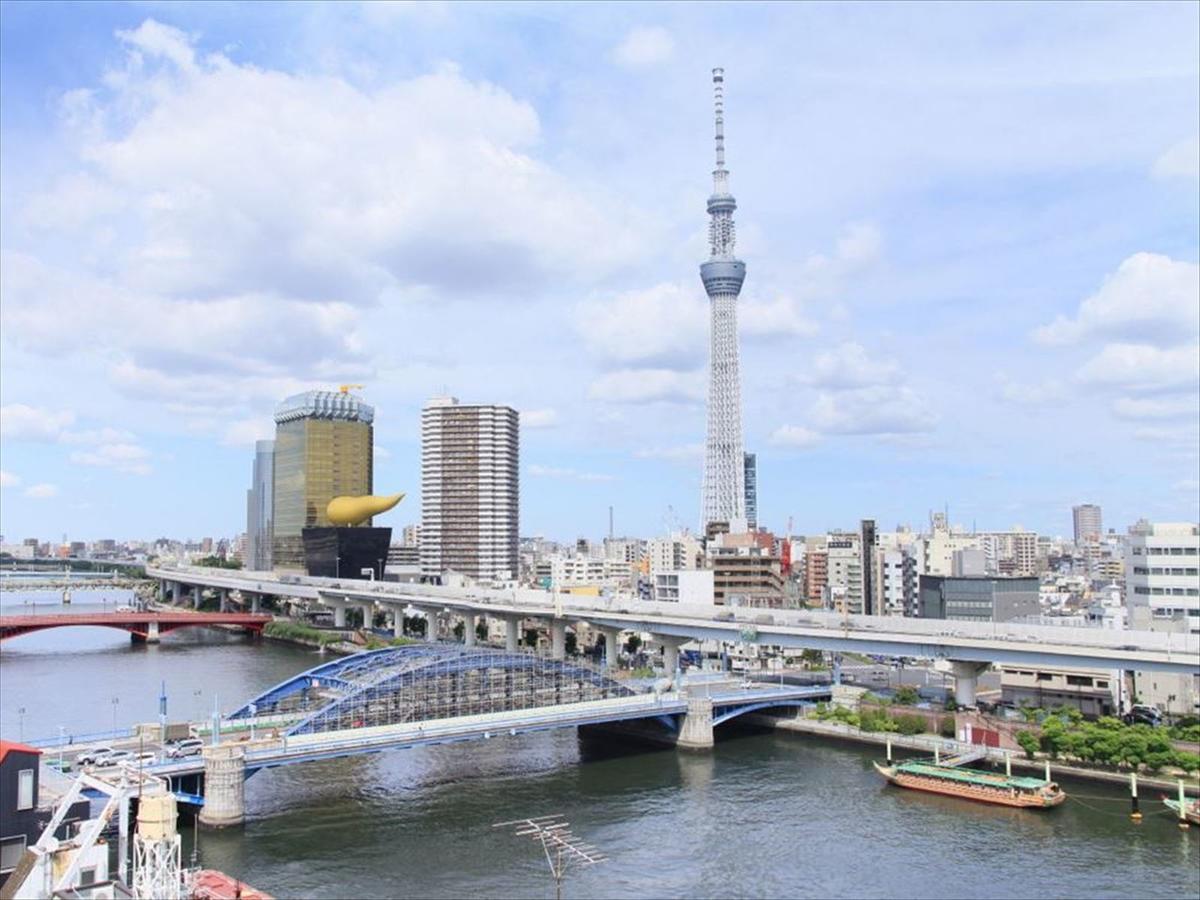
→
(743, 453, 757, 531)
(245, 439, 274, 571)
(826, 531, 864, 614)
(860, 519, 877, 614)
(420, 396, 519, 582)
(271, 391, 374, 571)
(700, 68, 748, 533)
(1073, 504, 1103, 545)
(1124, 521, 1199, 716)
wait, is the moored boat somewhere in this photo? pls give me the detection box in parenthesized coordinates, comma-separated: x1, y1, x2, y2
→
(1163, 797, 1200, 825)
(874, 759, 1066, 809)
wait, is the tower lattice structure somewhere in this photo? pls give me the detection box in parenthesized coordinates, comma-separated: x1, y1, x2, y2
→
(700, 67, 747, 532)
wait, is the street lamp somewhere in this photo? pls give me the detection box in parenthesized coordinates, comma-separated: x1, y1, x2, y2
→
(58, 725, 65, 770)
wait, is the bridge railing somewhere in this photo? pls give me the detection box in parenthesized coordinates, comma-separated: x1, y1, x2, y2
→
(23, 727, 136, 749)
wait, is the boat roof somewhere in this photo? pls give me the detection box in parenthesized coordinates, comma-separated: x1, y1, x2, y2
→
(895, 761, 1049, 790)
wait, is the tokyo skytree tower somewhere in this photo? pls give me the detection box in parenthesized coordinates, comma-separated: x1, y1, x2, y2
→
(700, 67, 747, 532)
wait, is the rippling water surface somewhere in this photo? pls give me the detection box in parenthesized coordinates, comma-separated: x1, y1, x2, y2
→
(2, 591, 1196, 899)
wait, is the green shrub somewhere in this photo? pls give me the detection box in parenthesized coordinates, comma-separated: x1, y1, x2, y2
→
(939, 716, 957, 738)
(893, 686, 919, 706)
(895, 714, 927, 736)
(1016, 730, 1039, 759)
(264, 620, 340, 646)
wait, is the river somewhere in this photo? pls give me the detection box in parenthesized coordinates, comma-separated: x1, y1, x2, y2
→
(1, 590, 1197, 899)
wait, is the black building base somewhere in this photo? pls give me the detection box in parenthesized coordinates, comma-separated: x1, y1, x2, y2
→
(302, 526, 392, 580)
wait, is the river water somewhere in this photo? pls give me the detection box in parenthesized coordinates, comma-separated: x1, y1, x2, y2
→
(1, 591, 1197, 899)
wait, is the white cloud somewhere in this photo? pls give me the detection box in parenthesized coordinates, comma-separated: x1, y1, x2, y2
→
(0, 404, 76, 441)
(802, 342, 900, 390)
(996, 375, 1068, 406)
(633, 443, 704, 461)
(1034, 253, 1199, 347)
(740, 294, 819, 339)
(528, 464, 615, 482)
(374, 444, 392, 460)
(576, 283, 707, 369)
(1112, 396, 1200, 421)
(7, 22, 649, 429)
(611, 26, 675, 68)
(24, 483, 60, 499)
(0, 470, 20, 488)
(116, 19, 198, 74)
(810, 386, 937, 435)
(797, 222, 883, 296)
(588, 369, 705, 405)
(520, 408, 559, 429)
(1152, 136, 1200, 180)
(770, 425, 823, 448)
(221, 418, 275, 447)
(1174, 478, 1200, 492)
(1075, 343, 1199, 394)
(69, 442, 152, 475)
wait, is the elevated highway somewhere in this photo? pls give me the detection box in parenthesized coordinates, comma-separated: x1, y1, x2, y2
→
(146, 565, 1200, 704)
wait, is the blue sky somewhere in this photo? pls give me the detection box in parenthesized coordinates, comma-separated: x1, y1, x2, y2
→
(1, 1, 1197, 544)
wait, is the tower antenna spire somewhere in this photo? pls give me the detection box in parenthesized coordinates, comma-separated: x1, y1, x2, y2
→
(713, 67, 727, 191)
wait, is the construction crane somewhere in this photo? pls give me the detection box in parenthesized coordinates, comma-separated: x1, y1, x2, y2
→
(338, 384, 365, 394)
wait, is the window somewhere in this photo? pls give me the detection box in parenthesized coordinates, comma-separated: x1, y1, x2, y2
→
(0, 836, 25, 874)
(17, 769, 34, 811)
(80, 867, 97, 887)
(1036, 672, 1054, 681)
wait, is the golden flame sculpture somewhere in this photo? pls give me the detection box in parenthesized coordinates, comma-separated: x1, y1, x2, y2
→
(326, 492, 405, 526)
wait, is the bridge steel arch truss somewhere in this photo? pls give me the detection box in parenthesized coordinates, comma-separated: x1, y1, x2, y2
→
(231, 645, 639, 736)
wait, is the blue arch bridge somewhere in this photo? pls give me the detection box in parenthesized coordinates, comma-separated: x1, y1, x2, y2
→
(133, 644, 828, 826)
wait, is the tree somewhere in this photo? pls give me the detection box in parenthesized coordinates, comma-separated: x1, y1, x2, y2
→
(523, 628, 540, 648)
(1016, 730, 1039, 759)
(624, 634, 642, 655)
(801, 649, 824, 667)
(476, 621, 488, 642)
(453, 622, 465, 640)
(893, 686, 919, 706)
(565, 632, 578, 656)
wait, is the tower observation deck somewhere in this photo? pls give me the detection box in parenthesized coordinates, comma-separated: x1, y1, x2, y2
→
(700, 67, 747, 532)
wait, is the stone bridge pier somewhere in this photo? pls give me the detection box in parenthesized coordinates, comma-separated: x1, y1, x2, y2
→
(198, 744, 246, 829)
(676, 697, 714, 749)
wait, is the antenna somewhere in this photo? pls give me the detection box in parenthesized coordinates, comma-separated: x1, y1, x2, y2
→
(713, 67, 726, 180)
(494, 815, 607, 900)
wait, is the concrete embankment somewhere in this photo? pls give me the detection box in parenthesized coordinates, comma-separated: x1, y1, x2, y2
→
(749, 712, 1200, 795)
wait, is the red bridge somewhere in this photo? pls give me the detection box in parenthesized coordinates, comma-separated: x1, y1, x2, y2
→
(0, 611, 272, 642)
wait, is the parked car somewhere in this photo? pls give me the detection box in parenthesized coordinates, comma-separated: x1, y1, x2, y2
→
(77, 746, 115, 765)
(92, 749, 135, 768)
(165, 738, 205, 759)
(1123, 705, 1163, 727)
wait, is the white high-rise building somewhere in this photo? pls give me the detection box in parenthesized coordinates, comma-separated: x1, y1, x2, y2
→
(1073, 504, 1103, 545)
(700, 68, 748, 533)
(1124, 521, 1199, 716)
(420, 397, 519, 583)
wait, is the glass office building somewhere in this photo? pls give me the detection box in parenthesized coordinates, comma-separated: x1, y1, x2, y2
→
(272, 391, 374, 571)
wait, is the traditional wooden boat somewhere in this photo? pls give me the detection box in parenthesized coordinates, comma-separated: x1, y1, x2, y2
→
(1163, 797, 1200, 825)
(874, 759, 1066, 808)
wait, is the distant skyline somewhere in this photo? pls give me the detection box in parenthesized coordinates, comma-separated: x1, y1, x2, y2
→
(1, 1, 1197, 542)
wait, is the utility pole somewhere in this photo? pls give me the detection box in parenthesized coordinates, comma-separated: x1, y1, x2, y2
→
(493, 815, 607, 900)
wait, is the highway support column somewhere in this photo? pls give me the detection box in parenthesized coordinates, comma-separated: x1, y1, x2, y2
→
(550, 620, 567, 660)
(198, 745, 246, 829)
(172, 581, 181, 605)
(505, 615, 521, 652)
(146, 620, 160, 643)
(656, 635, 687, 676)
(463, 614, 477, 647)
(595, 626, 621, 670)
(945, 660, 990, 709)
